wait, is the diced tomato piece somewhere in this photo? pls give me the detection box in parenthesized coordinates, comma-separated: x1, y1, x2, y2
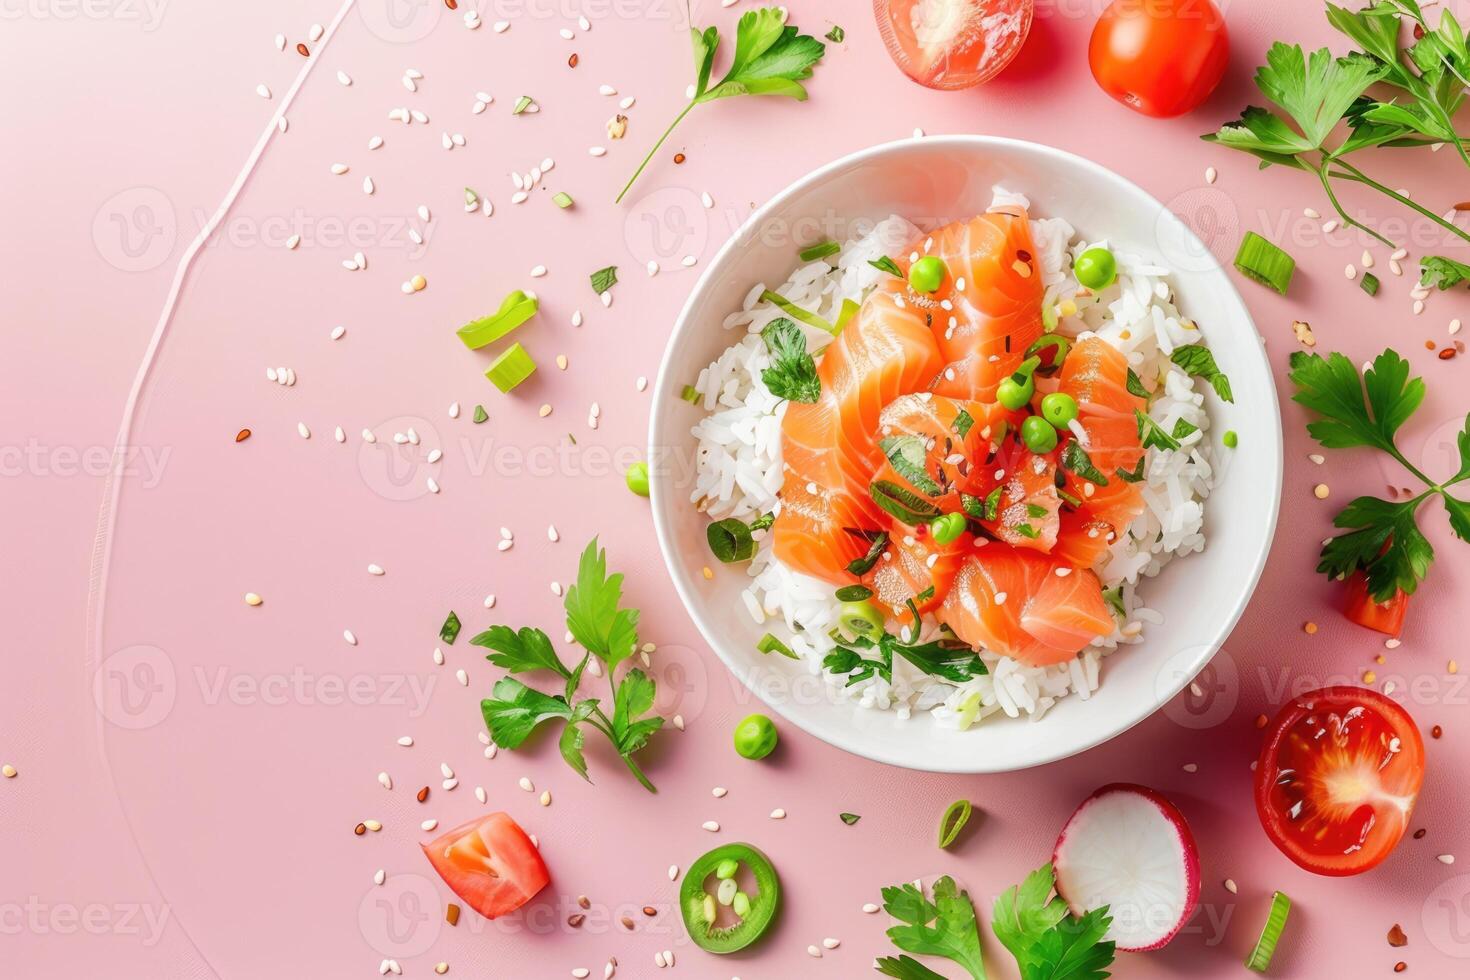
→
(1342, 571, 1408, 636)
(421, 813, 549, 919)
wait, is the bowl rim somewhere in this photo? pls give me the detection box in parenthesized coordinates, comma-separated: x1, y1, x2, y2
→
(648, 134, 1283, 773)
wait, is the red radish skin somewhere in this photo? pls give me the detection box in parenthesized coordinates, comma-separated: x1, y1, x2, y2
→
(1052, 783, 1200, 952)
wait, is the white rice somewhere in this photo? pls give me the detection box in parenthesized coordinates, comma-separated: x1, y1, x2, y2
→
(688, 191, 1217, 730)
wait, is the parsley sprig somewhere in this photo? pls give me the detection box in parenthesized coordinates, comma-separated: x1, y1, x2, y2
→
(474, 539, 664, 791)
(877, 876, 987, 980)
(1204, 3, 1470, 281)
(759, 316, 821, 403)
(1289, 348, 1469, 602)
(823, 630, 987, 687)
(616, 7, 826, 202)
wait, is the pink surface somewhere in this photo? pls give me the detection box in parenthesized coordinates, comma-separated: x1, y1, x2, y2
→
(3, 2, 1469, 978)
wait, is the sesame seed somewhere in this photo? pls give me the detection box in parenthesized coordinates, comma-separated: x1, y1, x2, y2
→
(1438, 854, 1456, 865)
(823, 938, 840, 949)
(1224, 878, 1237, 894)
(540, 790, 552, 806)
(701, 820, 720, 832)
(807, 945, 821, 958)
(519, 777, 535, 792)
(244, 592, 263, 606)
(711, 786, 727, 798)
(1345, 264, 1357, 280)
(770, 808, 786, 819)
(539, 404, 553, 418)
(455, 668, 467, 686)
(344, 629, 358, 646)
(397, 736, 414, 746)
(3, 764, 18, 779)
(421, 819, 438, 831)
(1205, 166, 1217, 184)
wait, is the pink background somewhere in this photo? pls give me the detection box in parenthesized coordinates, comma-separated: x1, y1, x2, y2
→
(4, 1, 1469, 977)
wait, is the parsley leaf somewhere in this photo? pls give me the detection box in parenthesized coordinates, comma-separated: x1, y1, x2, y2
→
(564, 538, 640, 670)
(844, 529, 889, 576)
(611, 667, 664, 755)
(1319, 495, 1434, 599)
(1136, 410, 1181, 452)
(992, 863, 1115, 980)
(471, 625, 570, 677)
(1287, 349, 1424, 458)
(759, 316, 821, 403)
(879, 876, 987, 980)
(590, 265, 618, 294)
(1060, 441, 1109, 487)
(1255, 43, 1388, 149)
(1125, 368, 1149, 399)
(1170, 344, 1235, 402)
(480, 678, 573, 749)
(1421, 254, 1470, 290)
(617, 7, 826, 202)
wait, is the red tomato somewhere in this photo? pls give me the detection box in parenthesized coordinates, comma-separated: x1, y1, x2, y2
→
(1343, 570, 1409, 635)
(421, 813, 549, 919)
(1088, 0, 1230, 117)
(1254, 687, 1425, 876)
(874, 0, 1034, 90)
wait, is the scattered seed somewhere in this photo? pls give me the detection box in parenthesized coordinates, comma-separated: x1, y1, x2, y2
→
(1304, 621, 1318, 634)
(1438, 854, 1456, 865)
(668, 864, 679, 880)
(2, 764, 17, 779)
(701, 820, 720, 832)
(1313, 483, 1330, 499)
(519, 777, 535, 792)
(1364, 670, 1378, 684)
(244, 592, 263, 606)
(344, 629, 358, 646)
(421, 819, 438, 831)
(1432, 725, 1443, 739)
(711, 786, 727, 798)
(823, 938, 840, 949)
(770, 808, 786, 819)
(540, 790, 552, 806)
(397, 736, 414, 746)
(1224, 878, 1237, 894)
(364, 819, 382, 832)
(1205, 166, 1217, 184)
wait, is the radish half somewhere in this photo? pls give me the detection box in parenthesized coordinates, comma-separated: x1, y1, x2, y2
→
(1052, 783, 1200, 952)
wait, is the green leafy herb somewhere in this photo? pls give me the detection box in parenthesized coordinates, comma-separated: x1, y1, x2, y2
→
(1115, 457, 1146, 483)
(839, 812, 861, 826)
(1170, 344, 1235, 403)
(825, 24, 845, 43)
(871, 479, 945, 525)
(881, 435, 943, 495)
(845, 529, 889, 576)
(1360, 270, 1381, 295)
(439, 611, 462, 644)
(826, 628, 986, 686)
(750, 511, 776, 532)
(617, 7, 826, 202)
(478, 539, 661, 791)
(590, 265, 618, 294)
(869, 255, 904, 278)
(1136, 410, 1181, 452)
(1172, 417, 1200, 441)
(707, 517, 757, 563)
(1060, 441, 1109, 486)
(1125, 367, 1149, 399)
(472, 404, 489, 424)
(835, 584, 873, 602)
(992, 863, 1115, 980)
(759, 316, 822, 403)
(1421, 254, 1470, 290)
(1290, 348, 1469, 602)
(876, 876, 986, 980)
(953, 409, 975, 439)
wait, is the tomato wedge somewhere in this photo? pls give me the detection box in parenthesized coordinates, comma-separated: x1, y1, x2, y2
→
(421, 813, 549, 919)
(1254, 687, 1425, 876)
(1342, 570, 1409, 636)
(873, 0, 1034, 90)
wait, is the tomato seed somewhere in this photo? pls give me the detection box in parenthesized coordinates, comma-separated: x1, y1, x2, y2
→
(568, 914, 586, 927)
(673, 153, 686, 164)
(1414, 828, 1427, 839)
(1438, 348, 1456, 360)
(1432, 725, 1443, 739)
(446, 0, 458, 7)
(417, 786, 430, 802)
(354, 822, 366, 836)
(296, 43, 309, 57)
(235, 428, 251, 442)
(569, 53, 579, 67)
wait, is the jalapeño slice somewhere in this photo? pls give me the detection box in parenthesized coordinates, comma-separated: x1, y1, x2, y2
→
(679, 843, 781, 953)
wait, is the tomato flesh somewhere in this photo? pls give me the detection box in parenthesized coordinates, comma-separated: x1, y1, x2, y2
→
(421, 812, 550, 919)
(874, 0, 1034, 90)
(1088, 0, 1229, 117)
(1254, 687, 1424, 876)
(1342, 571, 1409, 636)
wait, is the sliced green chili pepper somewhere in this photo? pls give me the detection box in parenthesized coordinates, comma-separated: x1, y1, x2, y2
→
(679, 843, 781, 954)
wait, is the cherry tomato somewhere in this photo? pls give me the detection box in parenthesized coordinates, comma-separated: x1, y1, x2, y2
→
(421, 812, 550, 919)
(1254, 686, 1425, 876)
(1088, 0, 1230, 118)
(1342, 570, 1409, 636)
(874, 0, 1034, 90)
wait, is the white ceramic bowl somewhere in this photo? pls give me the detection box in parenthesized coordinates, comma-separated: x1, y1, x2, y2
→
(649, 136, 1282, 773)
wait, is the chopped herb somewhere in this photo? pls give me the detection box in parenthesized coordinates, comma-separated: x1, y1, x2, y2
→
(870, 479, 944, 525)
(834, 297, 860, 332)
(876, 876, 986, 980)
(679, 384, 701, 404)
(953, 409, 975, 439)
(616, 7, 827, 202)
(1058, 489, 1083, 508)
(440, 611, 462, 645)
(589, 265, 618, 294)
(760, 288, 837, 335)
(799, 240, 841, 262)
(869, 255, 904, 278)
(1013, 523, 1040, 539)
(707, 518, 757, 563)
(757, 632, 799, 659)
(839, 812, 861, 825)
(992, 863, 1115, 980)
(835, 584, 873, 602)
(472, 404, 489, 424)
(1172, 417, 1200, 440)
(464, 187, 479, 206)
(759, 317, 822, 403)
(749, 512, 776, 532)
(1421, 255, 1470, 290)
(1060, 440, 1109, 486)
(512, 95, 533, 115)
(1103, 585, 1125, 618)
(1026, 503, 1048, 518)
(1170, 344, 1235, 403)
(845, 530, 889, 576)
(552, 191, 574, 209)
(1115, 457, 1146, 483)
(880, 435, 942, 495)
(1125, 367, 1149, 399)
(1137, 410, 1182, 452)
(1233, 231, 1296, 294)
(1360, 270, 1381, 295)
(825, 24, 845, 43)
(937, 799, 973, 849)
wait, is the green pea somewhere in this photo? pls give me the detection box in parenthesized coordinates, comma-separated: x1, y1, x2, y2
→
(733, 714, 778, 760)
(929, 512, 966, 545)
(624, 461, 650, 497)
(1074, 247, 1117, 291)
(1040, 392, 1079, 429)
(1021, 416, 1058, 453)
(997, 375, 1034, 410)
(908, 255, 946, 294)
(1223, 430, 1238, 448)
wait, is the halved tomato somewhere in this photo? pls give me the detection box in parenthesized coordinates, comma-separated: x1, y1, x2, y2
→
(873, 0, 1034, 90)
(1254, 687, 1425, 876)
(421, 813, 550, 919)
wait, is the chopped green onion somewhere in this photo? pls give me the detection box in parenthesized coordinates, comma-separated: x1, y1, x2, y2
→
(680, 384, 701, 404)
(835, 585, 873, 602)
(552, 191, 574, 209)
(757, 633, 799, 659)
(834, 298, 859, 333)
(439, 611, 462, 645)
(457, 289, 539, 350)
(485, 342, 537, 393)
(1041, 302, 1059, 331)
(759, 288, 837, 335)
(1360, 271, 1380, 296)
(707, 518, 756, 563)
(1223, 429, 1238, 448)
(749, 512, 775, 532)
(464, 187, 479, 207)
(1025, 333, 1071, 369)
(838, 600, 885, 642)
(1245, 891, 1292, 972)
(512, 95, 533, 115)
(937, 799, 973, 849)
(845, 530, 888, 576)
(839, 812, 861, 826)
(472, 404, 489, 424)
(799, 240, 841, 262)
(868, 255, 903, 278)
(1234, 232, 1296, 295)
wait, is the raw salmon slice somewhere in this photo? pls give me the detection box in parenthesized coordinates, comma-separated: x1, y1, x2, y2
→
(966, 446, 1062, 553)
(1019, 565, 1115, 655)
(1053, 467, 1144, 569)
(870, 393, 1003, 517)
(1061, 336, 1146, 420)
(873, 529, 970, 618)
